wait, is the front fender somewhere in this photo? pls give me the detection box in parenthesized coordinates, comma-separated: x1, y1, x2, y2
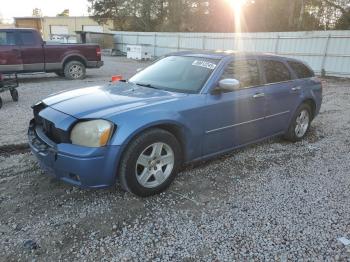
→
(108, 110, 201, 162)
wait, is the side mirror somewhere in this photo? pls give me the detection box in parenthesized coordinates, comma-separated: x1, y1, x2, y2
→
(219, 79, 240, 91)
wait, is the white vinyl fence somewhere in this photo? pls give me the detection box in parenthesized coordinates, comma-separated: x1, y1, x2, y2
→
(113, 30, 350, 77)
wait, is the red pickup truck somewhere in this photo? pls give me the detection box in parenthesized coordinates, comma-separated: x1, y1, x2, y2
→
(0, 28, 104, 79)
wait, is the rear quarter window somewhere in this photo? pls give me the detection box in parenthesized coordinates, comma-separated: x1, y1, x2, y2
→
(262, 60, 291, 84)
(0, 32, 16, 45)
(288, 61, 315, 79)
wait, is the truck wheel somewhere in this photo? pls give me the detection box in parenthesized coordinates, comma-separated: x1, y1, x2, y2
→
(10, 89, 18, 102)
(64, 61, 86, 80)
(55, 71, 65, 77)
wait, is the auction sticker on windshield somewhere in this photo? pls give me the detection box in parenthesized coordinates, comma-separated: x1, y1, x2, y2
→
(192, 60, 217, 70)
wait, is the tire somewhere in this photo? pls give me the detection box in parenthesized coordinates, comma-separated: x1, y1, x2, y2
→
(0, 97, 2, 109)
(10, 89, 18, 102)
(119, 128, 182, 197)
(284, 103, 312, 142)
(55, 71, 65, 77)
(63, 61, 86, 80)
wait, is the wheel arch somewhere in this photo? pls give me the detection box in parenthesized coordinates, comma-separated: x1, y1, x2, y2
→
(62, 55, 87, 69)
(302, 98, 316, 119)
(118, 121, 188, 164)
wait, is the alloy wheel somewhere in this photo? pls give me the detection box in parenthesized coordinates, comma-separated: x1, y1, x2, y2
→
(135, 142, 174, 188)
(69, 65, 83, 79)
(295, 109, 310, 138)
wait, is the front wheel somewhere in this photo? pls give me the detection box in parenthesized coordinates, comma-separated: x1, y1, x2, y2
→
(64, 61, 86, 80)
(119, 129, 182, 197)
(284, 103, 312, 142)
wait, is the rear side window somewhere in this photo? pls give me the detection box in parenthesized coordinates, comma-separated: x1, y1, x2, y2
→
(288, 61, 314, 79)
(262, 60, 291, 84)
(19, 32, 36, 46)
(221, 59, 261, 89)
(0, 32, 16, 45)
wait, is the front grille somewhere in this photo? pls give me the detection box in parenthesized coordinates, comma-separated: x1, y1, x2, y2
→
(41, 118, 62, 143)
(32, 103, 70, 144)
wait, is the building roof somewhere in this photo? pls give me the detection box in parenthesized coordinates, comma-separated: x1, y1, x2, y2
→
(14, 17, 42, 20)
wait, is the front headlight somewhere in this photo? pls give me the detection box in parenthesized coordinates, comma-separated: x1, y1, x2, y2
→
(70, 120, 114, 147)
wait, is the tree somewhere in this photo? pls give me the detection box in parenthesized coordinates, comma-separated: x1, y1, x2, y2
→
(57, 9, 70, 17)
(88, 0, 350, 32)
(335, 8, 350, 29)
(32, 8, 43, 17)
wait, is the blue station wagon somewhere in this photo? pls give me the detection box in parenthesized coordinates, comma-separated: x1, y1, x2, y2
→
(28, 51, 322, 197)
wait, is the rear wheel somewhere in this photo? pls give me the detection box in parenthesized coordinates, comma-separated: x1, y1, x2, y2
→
(64, 61, 86, 80)
(284, 103, 312, 142)
(119, 128, 182, 197)
(10, 89, 18, 102)
(0, 97, 2, 109)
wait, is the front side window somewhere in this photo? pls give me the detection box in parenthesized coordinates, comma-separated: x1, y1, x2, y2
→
(129, 56, 218, 93)
(0, 32, 16, 45)
(19, 32, 36, 46)
(220, 59, 261, 90)
(262, 60, 291, 84)
(288, 61, 314, 79)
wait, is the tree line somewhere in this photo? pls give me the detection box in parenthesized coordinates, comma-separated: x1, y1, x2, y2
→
(87, 0, 350, 32)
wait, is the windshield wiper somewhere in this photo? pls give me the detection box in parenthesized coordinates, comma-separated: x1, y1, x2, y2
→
(133, 82, 160, 90)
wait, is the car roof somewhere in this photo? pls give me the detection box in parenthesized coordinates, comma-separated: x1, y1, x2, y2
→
(169, 50, 296, 61)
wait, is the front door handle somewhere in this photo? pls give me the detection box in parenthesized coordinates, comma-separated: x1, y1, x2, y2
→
(291, 86, 301, 91)
(253, 93, 265, 98)
(12, 49, 21, 58)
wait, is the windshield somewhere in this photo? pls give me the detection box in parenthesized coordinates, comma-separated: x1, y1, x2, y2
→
(129, 56, 219, 93)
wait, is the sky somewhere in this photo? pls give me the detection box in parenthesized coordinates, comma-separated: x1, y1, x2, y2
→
(0, 0, 90, 22)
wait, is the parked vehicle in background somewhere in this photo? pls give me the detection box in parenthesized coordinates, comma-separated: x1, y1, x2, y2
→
(0, 28, 103, 80)
(28, 51, 322, 197)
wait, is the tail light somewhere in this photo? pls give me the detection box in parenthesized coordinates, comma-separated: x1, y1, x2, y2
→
(314, 76, 324, 89)
(96, 47, 101, 60)
(319, 78, 326, 90)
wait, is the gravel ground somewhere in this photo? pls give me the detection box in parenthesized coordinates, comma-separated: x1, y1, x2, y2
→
(0, 56, 151, 146)
(0, 59, 350, 261)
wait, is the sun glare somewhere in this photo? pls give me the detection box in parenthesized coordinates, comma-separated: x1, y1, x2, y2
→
(226, 0, 247, 50)
(227, 0, 246, 16)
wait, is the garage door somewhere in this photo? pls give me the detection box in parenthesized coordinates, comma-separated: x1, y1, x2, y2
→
(50, 25, 69, 35)
(83, 25, 103, 33)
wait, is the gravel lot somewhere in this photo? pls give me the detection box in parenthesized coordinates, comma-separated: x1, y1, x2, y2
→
(1, 57, 350, 260)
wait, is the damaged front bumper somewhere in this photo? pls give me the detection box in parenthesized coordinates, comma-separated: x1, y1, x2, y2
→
(28, 119, 121, 189)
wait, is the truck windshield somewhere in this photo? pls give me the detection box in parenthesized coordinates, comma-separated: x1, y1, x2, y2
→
(129, 56, 219, 93)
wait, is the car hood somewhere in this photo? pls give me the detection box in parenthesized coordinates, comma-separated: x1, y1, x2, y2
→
(43, 82, 186, 119)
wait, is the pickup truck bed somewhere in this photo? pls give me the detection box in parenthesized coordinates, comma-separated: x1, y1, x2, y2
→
(0, 28, 104, 80)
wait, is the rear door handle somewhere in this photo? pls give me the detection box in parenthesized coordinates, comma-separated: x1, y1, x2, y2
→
(291, 86, 301, 91)
(253, 93, 265, 98)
